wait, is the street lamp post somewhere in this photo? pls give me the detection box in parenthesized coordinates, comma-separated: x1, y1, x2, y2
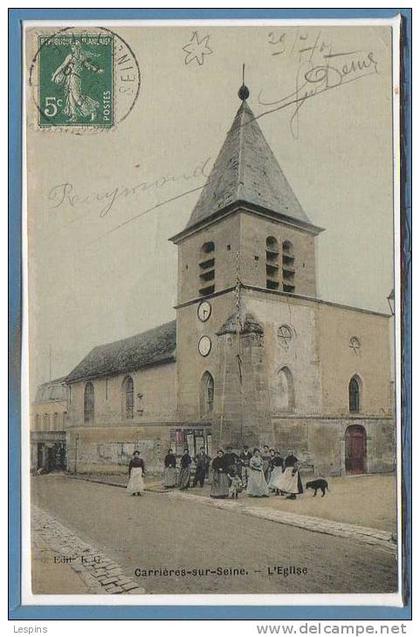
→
(387, 289, 395, 316)
(74, 433, 79, 474)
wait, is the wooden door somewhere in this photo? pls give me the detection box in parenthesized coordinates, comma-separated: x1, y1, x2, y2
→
(345, 425, 366, 474)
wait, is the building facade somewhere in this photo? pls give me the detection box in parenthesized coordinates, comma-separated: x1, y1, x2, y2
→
(30, 378, 67, 472)
(60, 86, 395, 476)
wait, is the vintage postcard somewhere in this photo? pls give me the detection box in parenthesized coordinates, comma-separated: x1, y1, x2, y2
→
(14, 11, 410, 618)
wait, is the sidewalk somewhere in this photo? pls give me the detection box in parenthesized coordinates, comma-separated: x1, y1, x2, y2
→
(32, 533, 92, 594)
(32, 505, 145, 595)
(168, 491, 397, 554)
(68, 471, 396, 531)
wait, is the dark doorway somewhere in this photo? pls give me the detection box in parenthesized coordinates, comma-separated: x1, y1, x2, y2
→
(345, 425, 367, 474)
(37, 443, 44, 470)
(37, 442, 66, 471)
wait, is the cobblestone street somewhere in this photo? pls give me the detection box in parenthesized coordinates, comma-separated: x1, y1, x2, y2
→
(31, 474, 397, 595)
(32, 506, 144, 595)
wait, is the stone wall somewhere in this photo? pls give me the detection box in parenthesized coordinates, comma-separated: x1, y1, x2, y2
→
(272, 417, 395, 476)
(67, 361, 177, 428)
(176, 209, 317, 304)
(66, 423, 212, 474)
(317, 303, 392, 417)
(176, 213, 241, 305)
(245, 289, 322, 417)
(214, 330, 273, 449)
(176, 290, 236, 420)
(240, 212, 317, 296)
(31, 399, 67, 432)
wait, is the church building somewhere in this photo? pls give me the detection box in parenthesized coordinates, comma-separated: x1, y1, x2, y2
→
(63, 84, 395, 476)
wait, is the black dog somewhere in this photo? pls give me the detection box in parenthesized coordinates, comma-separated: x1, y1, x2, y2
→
(305, 479, 329, 497)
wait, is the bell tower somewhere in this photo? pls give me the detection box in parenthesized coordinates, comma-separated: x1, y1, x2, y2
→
(170, 81, 324, 447)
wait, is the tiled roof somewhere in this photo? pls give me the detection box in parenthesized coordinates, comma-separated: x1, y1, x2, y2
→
(66, 320, 176, 383)
(184, 99, 312, 232)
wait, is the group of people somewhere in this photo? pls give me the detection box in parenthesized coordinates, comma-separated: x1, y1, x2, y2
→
(127, 445, 303, 500)
(160, 444, 303, 501)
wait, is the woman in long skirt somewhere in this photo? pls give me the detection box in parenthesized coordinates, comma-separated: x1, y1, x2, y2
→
(163, 448, 177, 488)
(268, 451, 284, 495)
(210, 450, 230, 499)
(127, 451, 145, 496)
(247, 448, 269, 497)
(178, 448, 192, 490)
(272, 450, 303, 500)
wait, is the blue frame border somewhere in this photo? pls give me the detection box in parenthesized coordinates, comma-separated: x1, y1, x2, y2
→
(9, 7, 412, 621)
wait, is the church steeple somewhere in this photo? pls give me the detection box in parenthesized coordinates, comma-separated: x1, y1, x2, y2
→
(172, 83, 323, 242)
(171, 85, 322, 305)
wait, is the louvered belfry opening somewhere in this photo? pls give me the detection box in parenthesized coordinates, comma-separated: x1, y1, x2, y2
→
(266, 236, 280, 290)
(282, 240, 295, 293)
(199, 241, 215, 296)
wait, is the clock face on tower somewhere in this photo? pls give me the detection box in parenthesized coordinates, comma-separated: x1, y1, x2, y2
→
(198, 335, 212, 357)
(197, 301, 212, 322)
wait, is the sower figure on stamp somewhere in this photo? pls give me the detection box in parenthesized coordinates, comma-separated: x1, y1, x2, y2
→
(51, 41, 104, 122)
(192, 446, 210, 488)
(127, 450, 145, 496)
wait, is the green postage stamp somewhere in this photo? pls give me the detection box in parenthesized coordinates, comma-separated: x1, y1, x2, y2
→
(38, 33, 114, 127)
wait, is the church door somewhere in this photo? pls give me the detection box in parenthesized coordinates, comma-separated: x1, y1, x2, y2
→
(345, 425, 367, 474)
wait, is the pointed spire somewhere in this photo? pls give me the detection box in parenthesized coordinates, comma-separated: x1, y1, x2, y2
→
(171, 86, 324, 241)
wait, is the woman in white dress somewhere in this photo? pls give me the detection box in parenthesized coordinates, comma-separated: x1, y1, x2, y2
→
(127, 451, 145, 496)
(247, 449, 269, 497)
(271, 450, 303, 500)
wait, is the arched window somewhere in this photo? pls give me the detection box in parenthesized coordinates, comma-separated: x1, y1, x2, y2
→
(35, 414, 41, 430)
(266, 236, 279, 290)
(200, 371, 214, 416)
(84, 382, 95, 424)
(199, 241, 215, 296)
(273, 367, 295, 412)
(282, 240, 295, 293)
(122, 375, 134, 419)
(53, 412, 58, 429)
(349, 375, 361, 413)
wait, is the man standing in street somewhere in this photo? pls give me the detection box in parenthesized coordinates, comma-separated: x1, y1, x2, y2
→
(239, 444, 252, 488)
(193, 446, 210, 488)
(223, 445, 240, 475)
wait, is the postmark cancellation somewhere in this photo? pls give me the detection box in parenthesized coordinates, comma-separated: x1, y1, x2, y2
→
(28, 28, 141, 130)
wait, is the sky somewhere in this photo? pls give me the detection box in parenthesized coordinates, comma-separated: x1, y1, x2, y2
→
(25, 23, 395, 396)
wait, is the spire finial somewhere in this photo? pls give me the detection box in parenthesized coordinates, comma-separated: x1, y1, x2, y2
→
(238, 63, 250, 101)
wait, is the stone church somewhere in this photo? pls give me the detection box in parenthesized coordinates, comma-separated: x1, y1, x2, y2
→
(62, 84, 395, 476)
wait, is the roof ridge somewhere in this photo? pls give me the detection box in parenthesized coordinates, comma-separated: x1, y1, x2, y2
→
(91, 318, 176, 350)
(235, 102, 246, 201)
